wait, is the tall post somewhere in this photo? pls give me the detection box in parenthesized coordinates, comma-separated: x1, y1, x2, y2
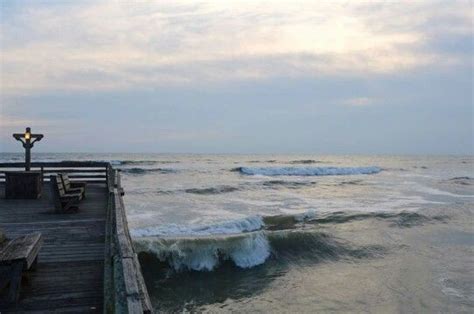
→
(13, 127, 44, 172)
(25, 127, 32, 171)
(25, 146, 31, 171)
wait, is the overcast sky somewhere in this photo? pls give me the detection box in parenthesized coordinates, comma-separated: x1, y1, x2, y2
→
(0, 0, 472, 154)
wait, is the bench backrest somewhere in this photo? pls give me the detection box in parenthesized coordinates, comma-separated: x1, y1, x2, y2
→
(50, 175, 66, 210)
(59, 173, 72, 191)
(50, 174, 83, 212)
(52, 175, 67, 197)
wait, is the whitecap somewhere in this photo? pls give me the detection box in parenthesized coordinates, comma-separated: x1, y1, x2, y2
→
(237, 166, 381, 176)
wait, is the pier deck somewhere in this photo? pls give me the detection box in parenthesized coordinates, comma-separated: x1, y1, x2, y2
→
(0, 182, 107, 312)
(0, 161, 152, 313)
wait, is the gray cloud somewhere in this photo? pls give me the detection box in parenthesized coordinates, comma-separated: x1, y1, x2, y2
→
(0, 1, 472, 154)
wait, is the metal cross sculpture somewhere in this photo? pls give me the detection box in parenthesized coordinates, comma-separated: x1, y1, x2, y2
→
(13, 127, 44, 171)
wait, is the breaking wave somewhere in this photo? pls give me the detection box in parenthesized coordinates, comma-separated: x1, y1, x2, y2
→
(132, 210, 444, 272)
(234, 166, 381, 176)
(131, 216, 265, 238)
(135, 232, 270, 271)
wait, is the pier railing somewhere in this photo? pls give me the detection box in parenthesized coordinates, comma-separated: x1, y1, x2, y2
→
(104, 166, 152, 313)
(0, 161, 109, 182)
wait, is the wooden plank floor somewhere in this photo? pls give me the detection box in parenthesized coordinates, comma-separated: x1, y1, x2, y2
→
(0, 182, 107, 313)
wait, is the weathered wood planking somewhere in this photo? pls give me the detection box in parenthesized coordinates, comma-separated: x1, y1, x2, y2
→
(0, 162, 152, 313)
(0, 182, 107, 312)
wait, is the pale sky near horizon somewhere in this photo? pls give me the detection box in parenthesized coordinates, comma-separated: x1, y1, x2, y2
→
(0, 0, 472, 154)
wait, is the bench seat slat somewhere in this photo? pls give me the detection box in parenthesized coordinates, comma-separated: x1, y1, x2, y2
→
(60, 193, 83, 199)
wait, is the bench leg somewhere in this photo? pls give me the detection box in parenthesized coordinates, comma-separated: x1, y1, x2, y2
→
(22, 256, 39, 285)
(30, 256, 38, 271)
(0, 266, 12, 291)
(62, 199, 79, 213)
(7, 262, 23, 304)
(54, 200, 63, 213)
(64, 199, 74, 211)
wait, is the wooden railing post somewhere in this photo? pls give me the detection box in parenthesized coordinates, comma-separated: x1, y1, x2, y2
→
(105, 166, 108, 186)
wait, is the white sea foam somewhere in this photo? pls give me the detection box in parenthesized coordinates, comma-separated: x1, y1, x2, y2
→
(134, 231, 270, 271)
(131, 211, 322, 271)
(238, 166, 381, 176)
(131, 215, 265, 238)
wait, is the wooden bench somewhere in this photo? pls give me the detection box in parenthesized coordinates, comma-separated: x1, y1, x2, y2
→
(0, 233, 43, 305)
(59, 173, 86, 198)
(50, 175, 83, 212)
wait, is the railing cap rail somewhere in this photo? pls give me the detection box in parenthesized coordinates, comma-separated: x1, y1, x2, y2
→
(106, 169, 152, 313)
(0, 161, 110, 168)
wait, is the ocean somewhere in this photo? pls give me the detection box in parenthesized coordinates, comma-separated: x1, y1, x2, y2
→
(1, 153, 473, 313)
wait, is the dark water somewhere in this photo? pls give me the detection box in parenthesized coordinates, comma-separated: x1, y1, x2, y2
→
(1, 153, 473, 313)
(138, 211, 473, 313)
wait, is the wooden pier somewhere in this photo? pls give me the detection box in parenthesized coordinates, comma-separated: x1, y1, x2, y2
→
(0, 162, 152, 313)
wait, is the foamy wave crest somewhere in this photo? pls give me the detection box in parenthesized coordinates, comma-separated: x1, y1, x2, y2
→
(131, 212, 320, 271)
(131, 216, 265, 238)
(133, 210, 444, 272)
(134, 232, 270, 271)
(236, 166, 381, 176)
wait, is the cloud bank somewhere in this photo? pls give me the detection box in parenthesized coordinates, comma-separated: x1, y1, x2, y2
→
(1, 0, 471, 95)
(0, 0, 472, 154)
